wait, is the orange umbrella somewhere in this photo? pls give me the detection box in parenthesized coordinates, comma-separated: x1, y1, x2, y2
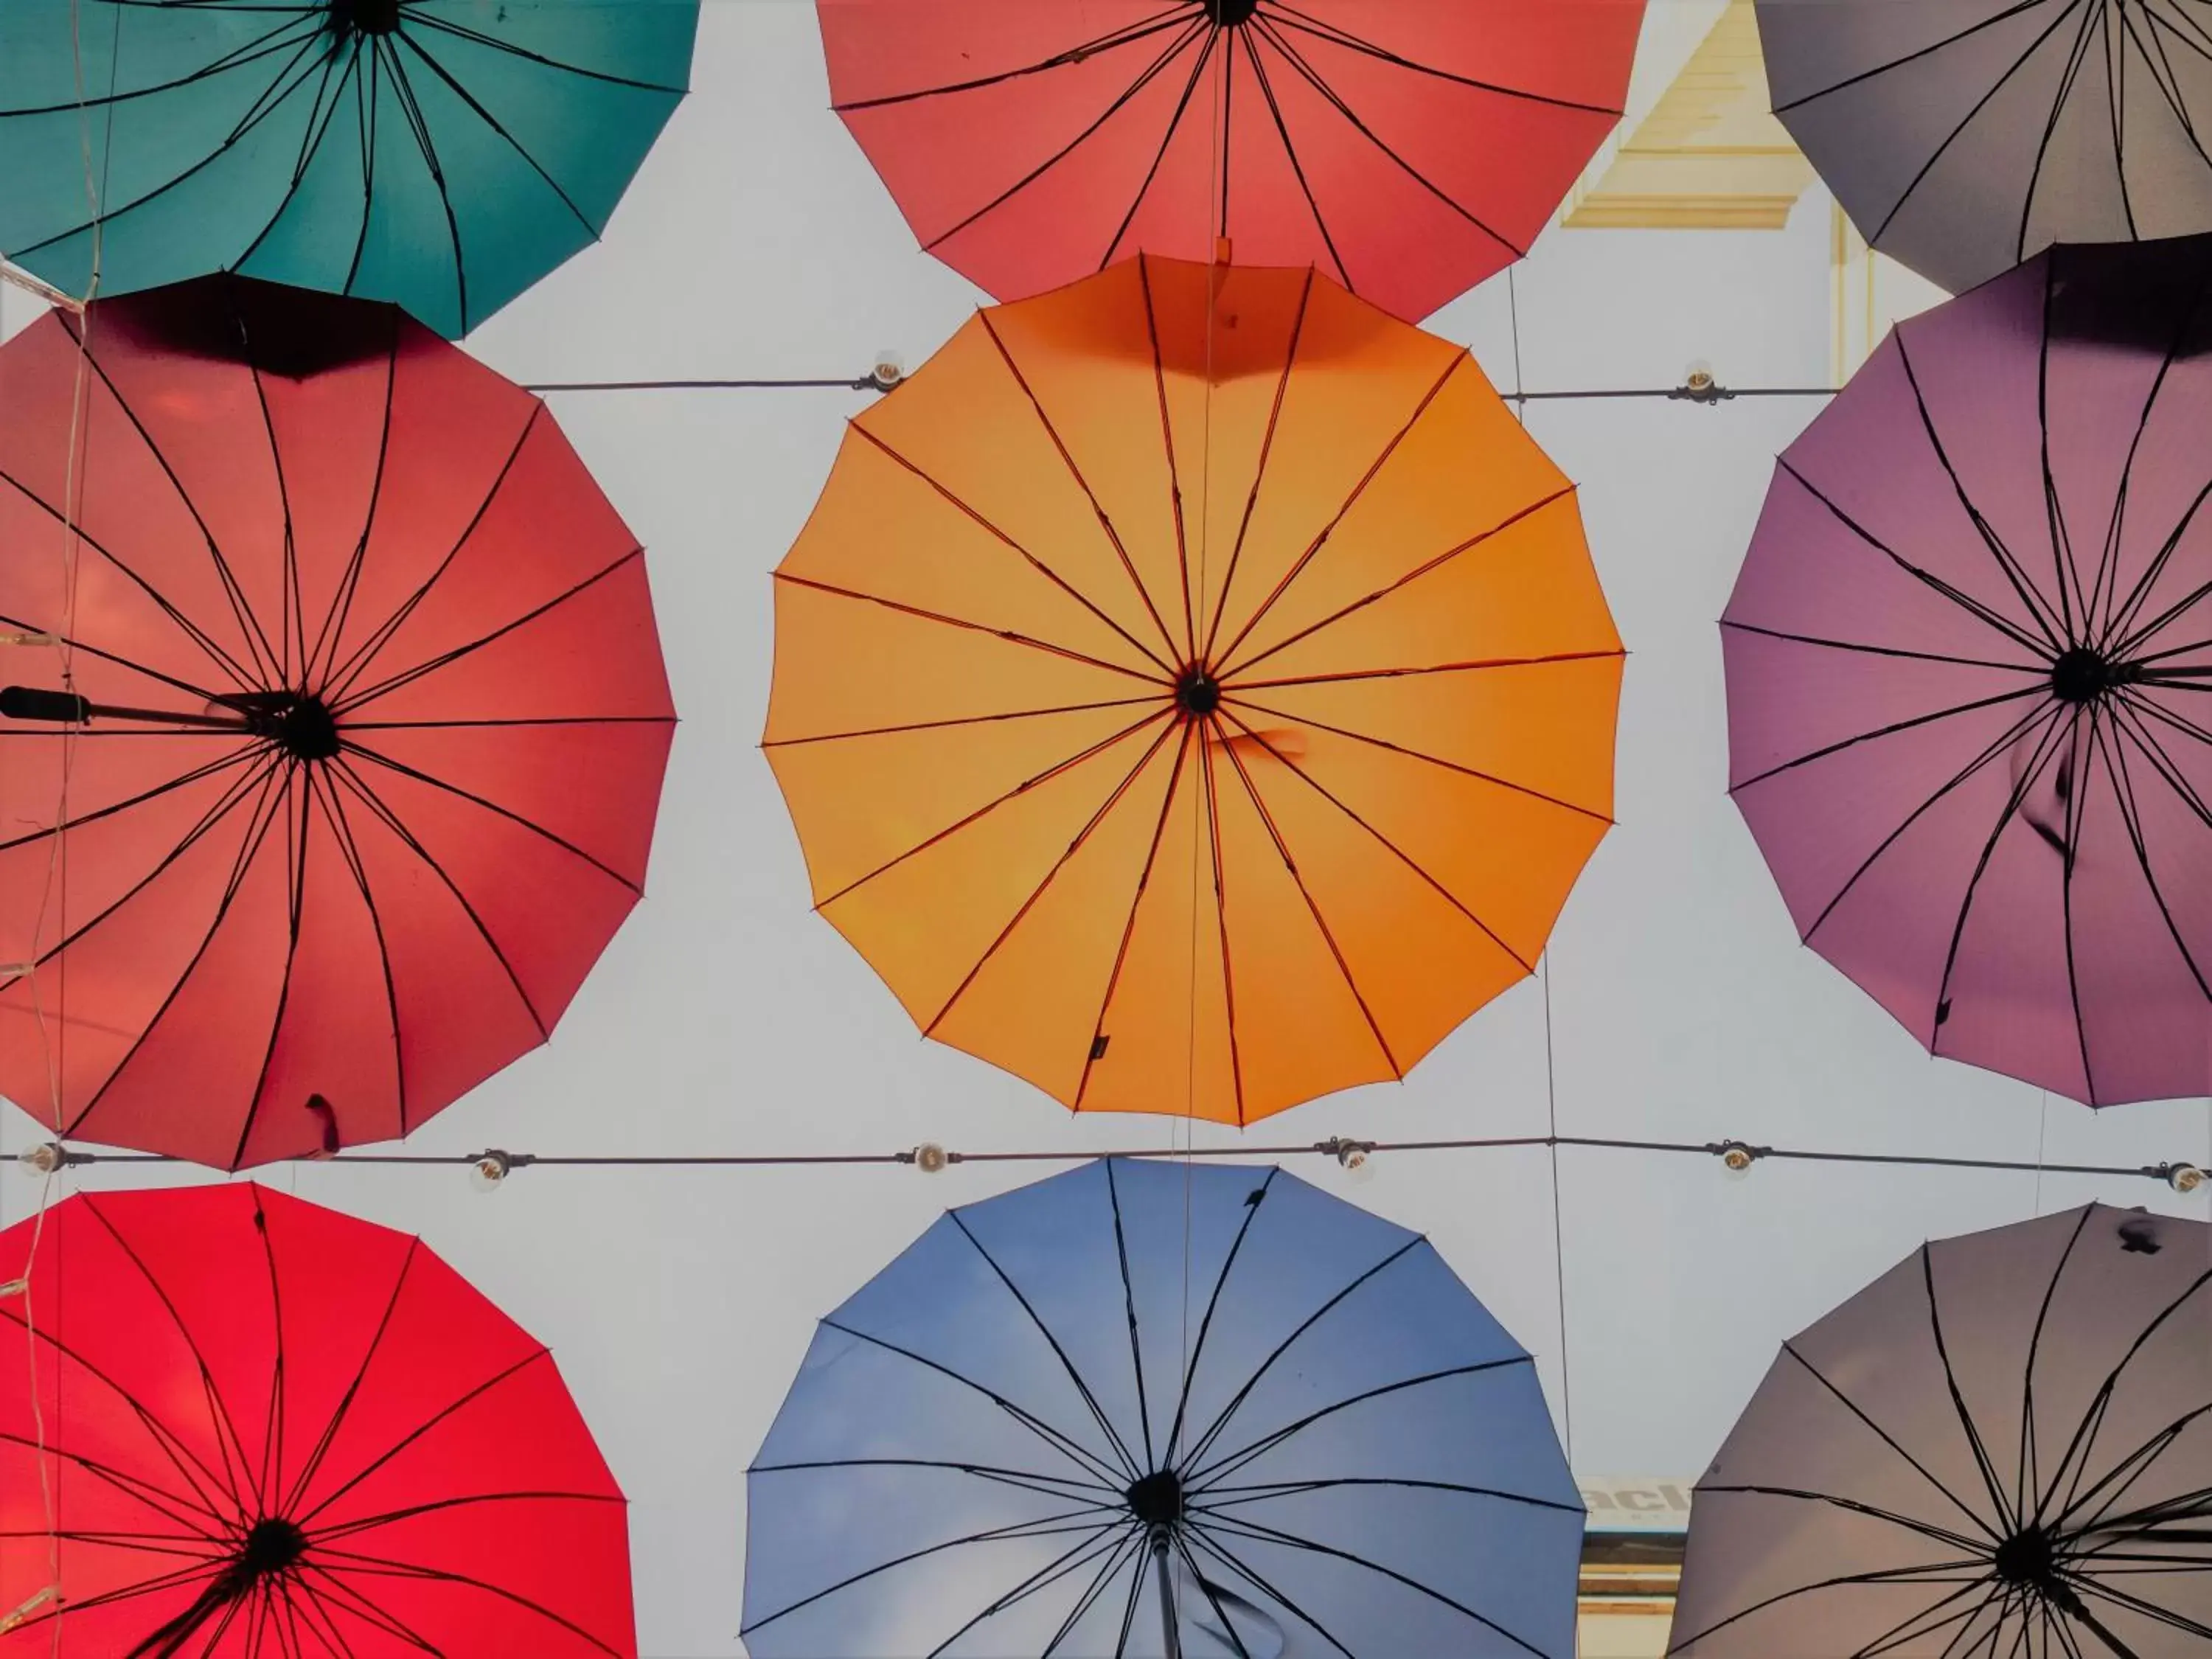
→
(765, 255, 1621, 1124)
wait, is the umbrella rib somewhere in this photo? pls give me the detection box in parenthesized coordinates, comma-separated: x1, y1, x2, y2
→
(1251, 15, 1525, 258)
(947, 1212, 1146, 1480)
(2014, 2, 2107, 276)
(279, 1241, 418, 1517)
(1199, 704, 1253, 1124)
(0, 611, 245, 713)
(1212, 703, 1542, 967)
(851, 420, 1176, 677)
(232, 45, 371, 330)
(2090, 702, 2212, 998)
(1856, 1580, 2013, 1659)
(395, 29, 602, 239)
(833, 8, 1193, 111)
(917, 19, 1212, 257)
(1775, 457, 2061, 663)
(1193, 1474, 1576, 1515)
(400, 8, 692, 94)
(1137, 258, 1200, 661)
(737, 1509, 1129, 1638)
(1262, 1, 1626, 114)
(1164, 1166, 1279, 1464)
(1695, 1484, 1991, 1555)
(0, 740, 265, 858)
(1234, 646, 1627, 692)
(341, 33, 380, 303)
(750, 1458, 1110, 1505)
(2135, 4, 2212, 155)
(770, 571, 1162, 692)
(291, 1563, 442, 1657)
(304, 1546, 632, 1656)
(374, 40, 472, 331)
(1867, 0, 2090, 249)
(973, 313, 1186, 667)
(1101, 38, 1222, 274)
(1193, 1510, 1554, 1657)
(923, 1519, 1139, 1658)
(304, 1489, 622, 1551)
(1722, 619, 2048, 675)
(252, 1162, 291, 1514)
(0, 1428, 229, 1540)
(2103, 458, 2212, 666)
(1891, 333, 2068, 651)
(1200, 268, 1315, 668)
(815, 708, 1169, 911)
(310, 769, 411, 1135)
(1169, 1531, 1261, 1659)
(2016, 1210, 2096, 1522)
(1211, 352, 1470, 671)
(305, 326, 401, 695)
(0, 12, 316, 118)
(1073, 724, 1193, 1109)
(322, 755, 549, 1037)
(1180, 1526, 1354, 1658)
(1105, 1162, 1156, 1470)
(1218, 484, 1582, 684)
(1175, 1239, 1422, 1477)
(1923, 1245, 2024, 1532)
(1235, 41, 1352, 292)
(810, 1316, 1132, 1488)
(2035, 252, 2098, 641)
(1782, 1343, 2005, 1540)
(1732, 680, 2052, 796)
(919, 717, 1183, 1040)
(765, 695, 1159, 751)
(1672, 1560, 2006, 1651)
(2044, 1276, 2212, 1531)
(1185, 1359, 1536, 1492)
(225, 765, 316, 1169)
(316, 403, 541, 701)
(2068, 1574, 2212, 1643)
(1210, 724, 1401, 1076)
(338, 736, 641, 892)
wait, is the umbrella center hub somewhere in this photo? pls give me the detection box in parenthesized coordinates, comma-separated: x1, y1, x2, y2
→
(1203, 0, 1261, 24)
(2051, 646, 2128, 704)
(1993, 1525, 2058, 1591)
(246, 692, 342, 761)
(240, 1517, 307, 1578)
(1125, 1470, 1185, 1531)
(1175, 666, 1222, 719)
(329, 0, 402, 35)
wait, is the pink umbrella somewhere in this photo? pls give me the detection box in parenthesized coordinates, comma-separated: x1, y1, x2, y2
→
(1725, 232, 2212, 1106)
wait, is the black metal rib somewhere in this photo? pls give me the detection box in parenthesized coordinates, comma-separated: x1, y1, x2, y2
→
(1043, 1531, 1144, 1657)
(1922, 1244, 2022, 1534)
(1200, 268, 1314, 662)
(224, 767, 314, 1169)
(763, 695, 1159, 751)
(1104, 1162, 1156, 1470)
(280, 1242, 421, 1519)
(1099, 34, 1220, 274)
(1236, 32, 1349, 289)
(832, 8, 1192, 111)
(1134, 257, 1200, 661)
(1722, 619, 2046, 675)
(1164, 1167, 1278, 1464)
(2016, 1210, 2096, 1522)
(1264, 0, 1625, 114)
(1170, 1531, 1260, 1659)
(301, 1544, 627, 1657)
(1694, 1484, 1992, 1556)
(748, 1457, 1110, 1507)
(1178, 1525, 1355, 1659)
(401, 7, 694, 94)
(922, 1518, 1136, 1658)
(1780, 1342, 2004, 1541)
(1198, 715, 1251, 1122)
(308, 765, 410, 1134)
(1667, 1557, 2007, 1651)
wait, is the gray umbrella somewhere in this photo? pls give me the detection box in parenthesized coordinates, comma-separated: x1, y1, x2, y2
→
(1672, 1203, 2211, 1655)
(1756, 0, 2212, 293)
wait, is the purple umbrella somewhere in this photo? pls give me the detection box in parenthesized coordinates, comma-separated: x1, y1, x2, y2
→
(1725, 232, 2212, 1106)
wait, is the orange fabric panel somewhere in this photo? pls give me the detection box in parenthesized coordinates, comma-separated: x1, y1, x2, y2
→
(766, 254, 1623, 1124)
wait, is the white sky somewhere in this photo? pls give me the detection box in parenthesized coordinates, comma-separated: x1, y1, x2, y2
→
(4, 4, 2211, 1655)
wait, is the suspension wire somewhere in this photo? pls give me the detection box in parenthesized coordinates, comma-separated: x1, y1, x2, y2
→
(522, 372, 1839, 403)
(1541, 956, 1574, 1469)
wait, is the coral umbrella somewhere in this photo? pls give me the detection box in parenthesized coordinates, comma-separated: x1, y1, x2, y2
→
(764, 255, 1622, 1126)
(0, 0, 698, 336)
(1725, 233, 2212, 1106)
(1670, 1203, 2212, 1656)
(1758, 0, 2212, 296)
(745, 1157, 1584, 1658)
(0, 1182, 636, 1656)
(816, 0, 1643, 324)
(0, 275, 675, 1169)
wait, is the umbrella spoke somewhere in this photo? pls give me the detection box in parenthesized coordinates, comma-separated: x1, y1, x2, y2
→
(1105, 1162, 1158, 1470)
(1179, 1525, 1356, 1658)
(1163, 1169, 1279, 1464)
(1724, 619, 2051, 675)
(1783, 1343, 2005, 1540)
(1107, 36, 1226, 282)
(0, 1429, 226, 1538)
(1170, 1531, 1260, 1659)
(1112, 1530, 1147, 1659)
(225, 764, 320, 1168)
(1853, 1579, 2008, 1658)
(2099, 470, 2212, 659)
(1134, 257, 1204, 659)
(749, 1457, 1111, 1507)
(1696, 1484, 1992, 1555)
(372, 40, 470, 333)
(1197, 717, 1253, 1122)
(924, 1516, 1139, 1658)
(0, 739, 265, 858)
(2018, 1213, 2096, 1521)
(1234, 28, 1352, 292)
(307, 766, 411, 1133)
(1674, 1554, 2008, 1650)
(2086, 714, 2212, 999)
(973, 313, 1189, 668)
(2068, 1573, 2212, 1644)
(400, 8, 689, 93)
(294, 1560, 451, 1657)
(305, 1489, 623, 1551)
(1261, 1, 1624, 114)
(1042, 1531, 1143, 1657)
(834, 8, 1193, 111)
(0, 11, 317, 119)
(1924, 1245, 2025, 1533)
(1192, 1472, 1578, 1519)
(300, 333, 397, 695)
(2039, 1267, 2212, 1528)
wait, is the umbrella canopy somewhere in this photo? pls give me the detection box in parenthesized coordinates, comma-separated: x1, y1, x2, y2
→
(1670, 1202, 2212, 1656)
(744, 1157, 1583, 1657)
(0, 275, 675, 1169)
(1757, 0, 2212, 296)
(0, 1182, 636, 1656)
(0, 0, 698, 336)
(764, 254, 1622, 1126)
(1724, 233, 2212, 1106)
(816, 0, 1642, 324)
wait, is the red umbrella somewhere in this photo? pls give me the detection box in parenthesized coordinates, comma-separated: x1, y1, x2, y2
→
(0, 1182, 635, 1657)
(817, 0, 1644, 323)
(0, 276, 675, 1169)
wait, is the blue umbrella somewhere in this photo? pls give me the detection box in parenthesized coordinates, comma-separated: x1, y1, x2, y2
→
(0, 0, 697, 336)
(744, 1158, 1582, 1658)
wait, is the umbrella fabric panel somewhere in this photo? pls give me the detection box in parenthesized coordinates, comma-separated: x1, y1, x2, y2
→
(0, 0, 698, 335)
(0, 1183, 635, 1657)
(1672, 1203, 2212, 1655)
(1759, 0, 2212, 293)
(0, 276, 675, 1166)
(746, 1158, 1582, 1658)
(1724, 234, 2212, 1104)
(818, 0, 1641, 322)
(765, 255, 1621, 1124)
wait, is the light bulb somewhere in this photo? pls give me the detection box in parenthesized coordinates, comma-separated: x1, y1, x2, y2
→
(869, 350, 905, 392)
(912, 1142, 948, 1174)
(2167, 1162, 2205, 1196)
(468, 1150, 514, 1192)
(1717, 1141, 1758, 1181)
(16, 1143, 63, 1178)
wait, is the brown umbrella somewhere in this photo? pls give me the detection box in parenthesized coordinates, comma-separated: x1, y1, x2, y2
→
(1673, 1203, 2211, 1655)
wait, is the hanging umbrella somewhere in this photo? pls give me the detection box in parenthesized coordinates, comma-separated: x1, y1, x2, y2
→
(0, 0, 698, 337)
(0, 1181, 636, 1656)
(764, 254, 1622, 1126)
(1669, 1202, 2212, 1655)
(1724, 232, 2212, 1106)
(0, 274, 675, 1169)
(815, 0, 1643, 324)
(1756, 0, 2212, 296)
(744, 1156, 1583, 1657)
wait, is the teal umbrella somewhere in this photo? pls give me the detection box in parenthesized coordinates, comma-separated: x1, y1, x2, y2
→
(0, 0, 697, 336)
